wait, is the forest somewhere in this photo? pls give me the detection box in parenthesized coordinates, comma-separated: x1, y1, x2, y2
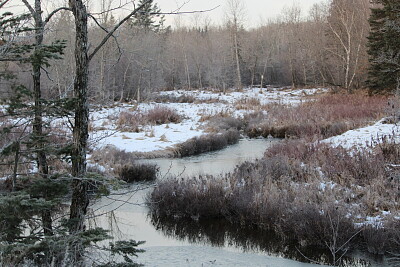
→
(0, 0, 399, 266)
(3, 0, 387, 102)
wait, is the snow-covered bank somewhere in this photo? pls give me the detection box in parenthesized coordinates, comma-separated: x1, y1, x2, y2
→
(323, 118, 400, 150)
(89, 87, 328, 154)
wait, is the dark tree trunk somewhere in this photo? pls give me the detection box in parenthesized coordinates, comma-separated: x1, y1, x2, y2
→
(33, 0, 52, 236)
(23, 0, 53, 236)
(68, 1, 90, 265)
(66, 1, 151, 264)
(69, 0, 89, 235)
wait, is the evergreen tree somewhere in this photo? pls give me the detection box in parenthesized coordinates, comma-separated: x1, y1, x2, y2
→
(0, 2, 148, 265)
(368, 0, 400, 91)
(130, 0, 165, 32)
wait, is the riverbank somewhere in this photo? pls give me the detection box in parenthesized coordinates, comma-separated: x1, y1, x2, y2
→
(139, 88, 399, 266)
(88, 87, 328, 156)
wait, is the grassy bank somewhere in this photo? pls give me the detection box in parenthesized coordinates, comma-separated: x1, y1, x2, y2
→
(245, 93, 388, 139)
(148, 140, 400, 264)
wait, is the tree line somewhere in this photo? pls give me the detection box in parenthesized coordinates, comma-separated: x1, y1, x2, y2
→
(4, 0, 386, 105)
(4, 0, 399, 103)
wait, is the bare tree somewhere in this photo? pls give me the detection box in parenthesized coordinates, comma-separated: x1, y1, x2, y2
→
(326, 0, 370, 91)
(226, 0, 245, 90)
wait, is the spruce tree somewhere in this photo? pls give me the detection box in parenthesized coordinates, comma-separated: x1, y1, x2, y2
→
(130, 0, 165, 32)
(368, 0, 400, 91)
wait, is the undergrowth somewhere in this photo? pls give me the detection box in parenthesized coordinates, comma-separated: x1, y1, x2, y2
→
(148, 139, 400, 263)
(245, 94, 388, 139)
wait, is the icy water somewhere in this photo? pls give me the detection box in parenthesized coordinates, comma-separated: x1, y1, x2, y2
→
(91, 139, 388, 267)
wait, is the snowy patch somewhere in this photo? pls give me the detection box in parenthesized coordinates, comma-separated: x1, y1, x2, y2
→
(323, 120, 400, 150)
(89, 87, 327, 154)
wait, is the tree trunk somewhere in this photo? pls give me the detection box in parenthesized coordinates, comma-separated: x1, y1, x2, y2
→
(23, 0, 53, 236)
(233, 21, 242, 90)
(68, 1, 89, 265)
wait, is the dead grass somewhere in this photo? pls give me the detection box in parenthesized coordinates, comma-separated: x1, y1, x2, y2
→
(116, 106, 182, 132)
(148, 139, 400, 261)
(146, 106, 182, 125)
(117, 111, 142, 132)
(198, 109, 233, 123)
(234, 97, 261, 110)
(246, 94, 388, 139)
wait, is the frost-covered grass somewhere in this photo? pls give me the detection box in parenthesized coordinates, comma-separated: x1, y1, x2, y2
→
(148, 140, 400, 261)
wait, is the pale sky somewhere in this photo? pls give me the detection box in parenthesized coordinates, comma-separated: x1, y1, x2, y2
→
(157, 0, 327, 27)
(7, 0, 327, 28)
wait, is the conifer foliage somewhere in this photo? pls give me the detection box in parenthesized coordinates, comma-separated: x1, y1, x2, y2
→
(368, 0, 400, 91)
(130, 0, 165, 32)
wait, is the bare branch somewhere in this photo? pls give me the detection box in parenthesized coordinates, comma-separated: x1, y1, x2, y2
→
(149, 6, 220, 16)
(21, 0, 35, 16)
(0, 0, 11, 9)
(88, 1, 132, 16)
(87, 13, 123, 67)
(44, 7, 72, 26)
(88, 0, 219, 62)
(88, 0, 152, 62)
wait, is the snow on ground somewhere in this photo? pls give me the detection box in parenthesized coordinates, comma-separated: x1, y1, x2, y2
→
(159, 87, 325, 105)
(89, 87, 328, 153)
(323, 119, 400, 150)
(89, 86, 400, 155)
(90, 102, 220, 152)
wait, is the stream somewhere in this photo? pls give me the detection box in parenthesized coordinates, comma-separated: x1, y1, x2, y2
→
(90, 139, 387, 267)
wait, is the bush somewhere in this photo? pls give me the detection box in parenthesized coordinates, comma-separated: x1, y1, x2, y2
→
(117, 164, 159, 183)
(207, 116, 245, 131)
(91, 146, 137, 168)
(117, 111, 142, 132)
(245, 94, 387, 139)
(116, 106, 182, 132)
(146, 106, 182, 125)
(174, 129, 240, 157)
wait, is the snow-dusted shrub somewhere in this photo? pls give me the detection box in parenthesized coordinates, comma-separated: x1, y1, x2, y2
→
(91, 146, 137, 168)
(117, 164, 159, 183)
(149, 138, 399, 262)
(363, 225, 392, 255)
(117, 111, 142, 132)
(207, 116, 244, 132)
(145, 106, 182, 125)
(363, 218, 400, 258)
(174, 129, 240, 157)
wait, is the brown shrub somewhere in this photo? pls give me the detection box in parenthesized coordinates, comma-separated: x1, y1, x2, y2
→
(146, 106, 182, 125)
(234, 97, 261, 110)
(91, 146, 137, 168)
(149, 139, 399, 262)
(174, 129, 240, 157)
(206, 116, 245, 132)
(245, 94, 387, 139)
(117, 111, 142, 132)
(116, 164, 159, 183)
(199, 109, 233, 122)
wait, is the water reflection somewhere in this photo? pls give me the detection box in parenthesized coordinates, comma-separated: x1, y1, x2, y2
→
(150, 215, 389, 267)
